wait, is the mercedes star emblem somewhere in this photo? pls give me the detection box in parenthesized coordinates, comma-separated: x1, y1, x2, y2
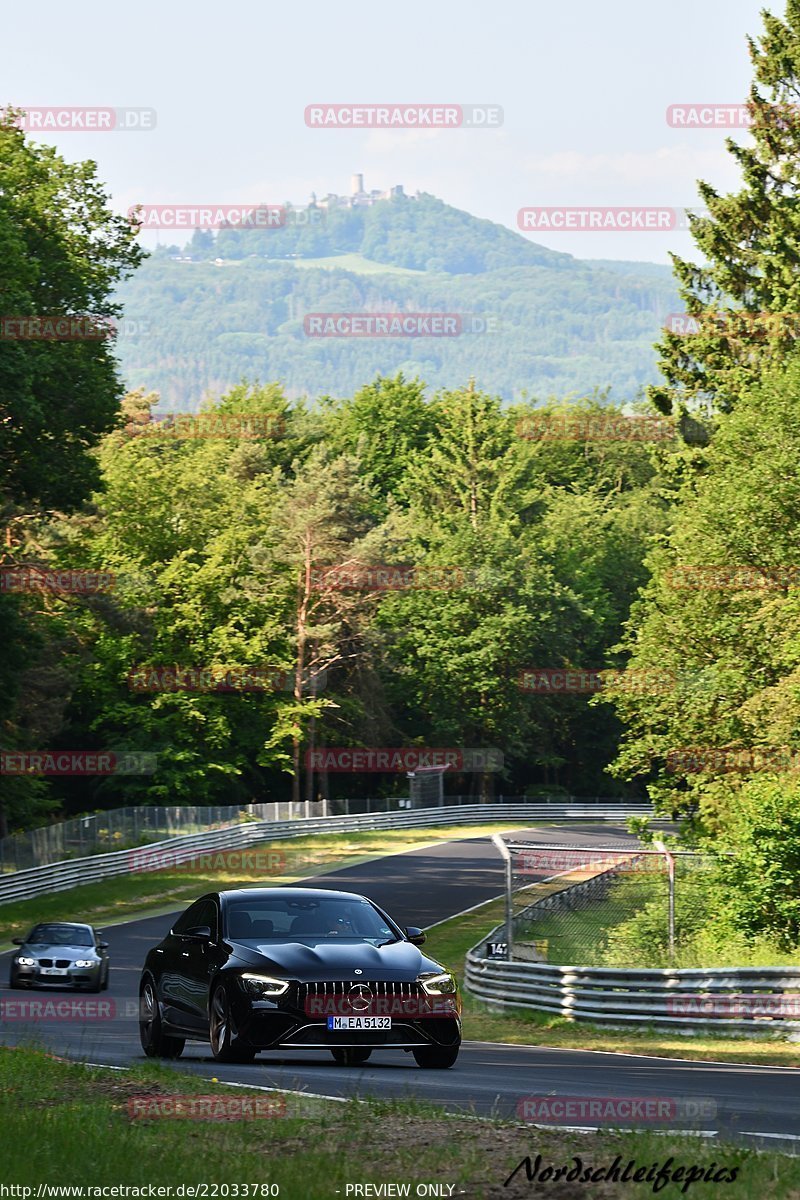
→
(348, 984, 373, 1013)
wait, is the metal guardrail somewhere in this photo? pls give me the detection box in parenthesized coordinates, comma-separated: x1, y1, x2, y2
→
(0, 803, 652, 906)
(0, 795, 644, 872)
(465, 891, 800, 1035)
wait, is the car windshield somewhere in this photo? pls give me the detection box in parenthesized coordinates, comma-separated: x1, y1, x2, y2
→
(26, 924, 93, 947)
(225, 896, 399, 944)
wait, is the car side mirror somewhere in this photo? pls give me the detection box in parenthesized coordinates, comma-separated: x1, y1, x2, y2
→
(98, 941, 109, 950)
(11, 937, 24, 945)
(184, 925, 212, 940)
(405, 927, 426, 946)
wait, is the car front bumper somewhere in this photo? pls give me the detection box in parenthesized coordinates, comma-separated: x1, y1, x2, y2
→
(238, 1009, 461, 1050)
(228, 981, 462, 1050)
(10, 963, 103, 988)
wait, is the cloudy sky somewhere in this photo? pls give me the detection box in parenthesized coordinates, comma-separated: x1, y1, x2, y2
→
(1, 0, 782, 261)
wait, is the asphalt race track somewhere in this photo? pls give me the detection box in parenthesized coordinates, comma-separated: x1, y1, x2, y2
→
(1, 824, 798, 1151)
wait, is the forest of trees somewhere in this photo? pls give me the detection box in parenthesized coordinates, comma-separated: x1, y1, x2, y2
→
(4, 0, 800, 961)
(1, 370, 671, 827)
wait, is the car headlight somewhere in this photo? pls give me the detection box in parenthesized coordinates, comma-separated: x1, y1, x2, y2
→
(73, 960, 96, 968)
(418, 971, 457, 995)
(15, 957, 35, 967)
(238, 972, 289, 997)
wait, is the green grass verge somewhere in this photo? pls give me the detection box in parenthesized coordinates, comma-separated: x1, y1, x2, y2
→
(2, 1046, 798, 1198)
(0, 822, 535, 946)
(425, 898, 800, 1069)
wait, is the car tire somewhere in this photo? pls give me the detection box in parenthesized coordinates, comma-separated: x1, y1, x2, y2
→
(101, 965, 109, 991)
(330, 1048, 372, 1067)
(139, 978, 185, 1059)
(412, 1045, 459, 1069)
(209, 983, 256, 1063)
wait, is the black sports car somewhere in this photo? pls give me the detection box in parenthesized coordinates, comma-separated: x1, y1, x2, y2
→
(139, 887, 461, 1068)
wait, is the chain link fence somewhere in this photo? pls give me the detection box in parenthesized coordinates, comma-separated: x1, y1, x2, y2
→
(0, 803, 295, 872)
(492, 841, 715, 969)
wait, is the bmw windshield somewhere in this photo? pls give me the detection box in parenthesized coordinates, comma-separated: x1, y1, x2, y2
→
(26, 925, 94, 947)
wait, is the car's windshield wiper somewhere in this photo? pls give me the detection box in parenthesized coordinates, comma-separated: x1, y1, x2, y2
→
(376, 936, 401, 947)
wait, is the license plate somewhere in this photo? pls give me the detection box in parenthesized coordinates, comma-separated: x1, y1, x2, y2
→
(327, 1016, 391, 1031)
(40, 968, 68, 976)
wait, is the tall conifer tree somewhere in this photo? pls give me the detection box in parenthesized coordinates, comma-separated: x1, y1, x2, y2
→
(651, 1, 800, 417)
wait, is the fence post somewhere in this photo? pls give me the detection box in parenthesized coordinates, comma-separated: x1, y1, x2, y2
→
(653, 840, 676, 963)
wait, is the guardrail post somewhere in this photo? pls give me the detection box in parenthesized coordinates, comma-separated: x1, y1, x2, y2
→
(491, 834, 513, 960)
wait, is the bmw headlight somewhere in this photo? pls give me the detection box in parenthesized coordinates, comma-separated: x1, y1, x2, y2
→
(15, 957, 35, 967)
(418, 971, 457, 995)
(238, 972, 289, 997)
(73, 960, 96, 968)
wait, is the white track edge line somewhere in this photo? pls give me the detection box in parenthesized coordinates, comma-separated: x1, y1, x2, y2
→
(214, 1078, 351, 1103)
(739, 1130, 800, 1142)
(54, 1057, 353, 1104)
(26, 1056, 800, 1146)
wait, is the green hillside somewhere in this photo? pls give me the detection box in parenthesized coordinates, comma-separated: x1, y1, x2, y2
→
(115, 193, 679, 408)
(212, 193, 574, 273)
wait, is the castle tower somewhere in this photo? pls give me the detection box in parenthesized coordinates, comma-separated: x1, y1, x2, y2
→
(350, 173, 365, 196)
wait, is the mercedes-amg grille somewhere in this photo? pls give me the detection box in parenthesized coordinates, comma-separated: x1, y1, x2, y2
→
(296, 980, 425, 1004)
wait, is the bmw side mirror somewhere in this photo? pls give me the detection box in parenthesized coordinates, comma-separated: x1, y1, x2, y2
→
(405, 927, 426, 946)
(184, 925, 212, 940)
(11, 937, 24, 945)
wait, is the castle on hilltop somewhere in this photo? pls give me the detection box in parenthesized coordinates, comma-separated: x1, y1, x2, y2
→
(305, 174, 421, 211)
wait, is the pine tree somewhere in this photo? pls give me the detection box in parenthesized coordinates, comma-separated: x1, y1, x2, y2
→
(651, 0, 800, 418)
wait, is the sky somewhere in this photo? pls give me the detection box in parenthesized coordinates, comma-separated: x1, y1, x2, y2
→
(1, 0, 784, 262)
